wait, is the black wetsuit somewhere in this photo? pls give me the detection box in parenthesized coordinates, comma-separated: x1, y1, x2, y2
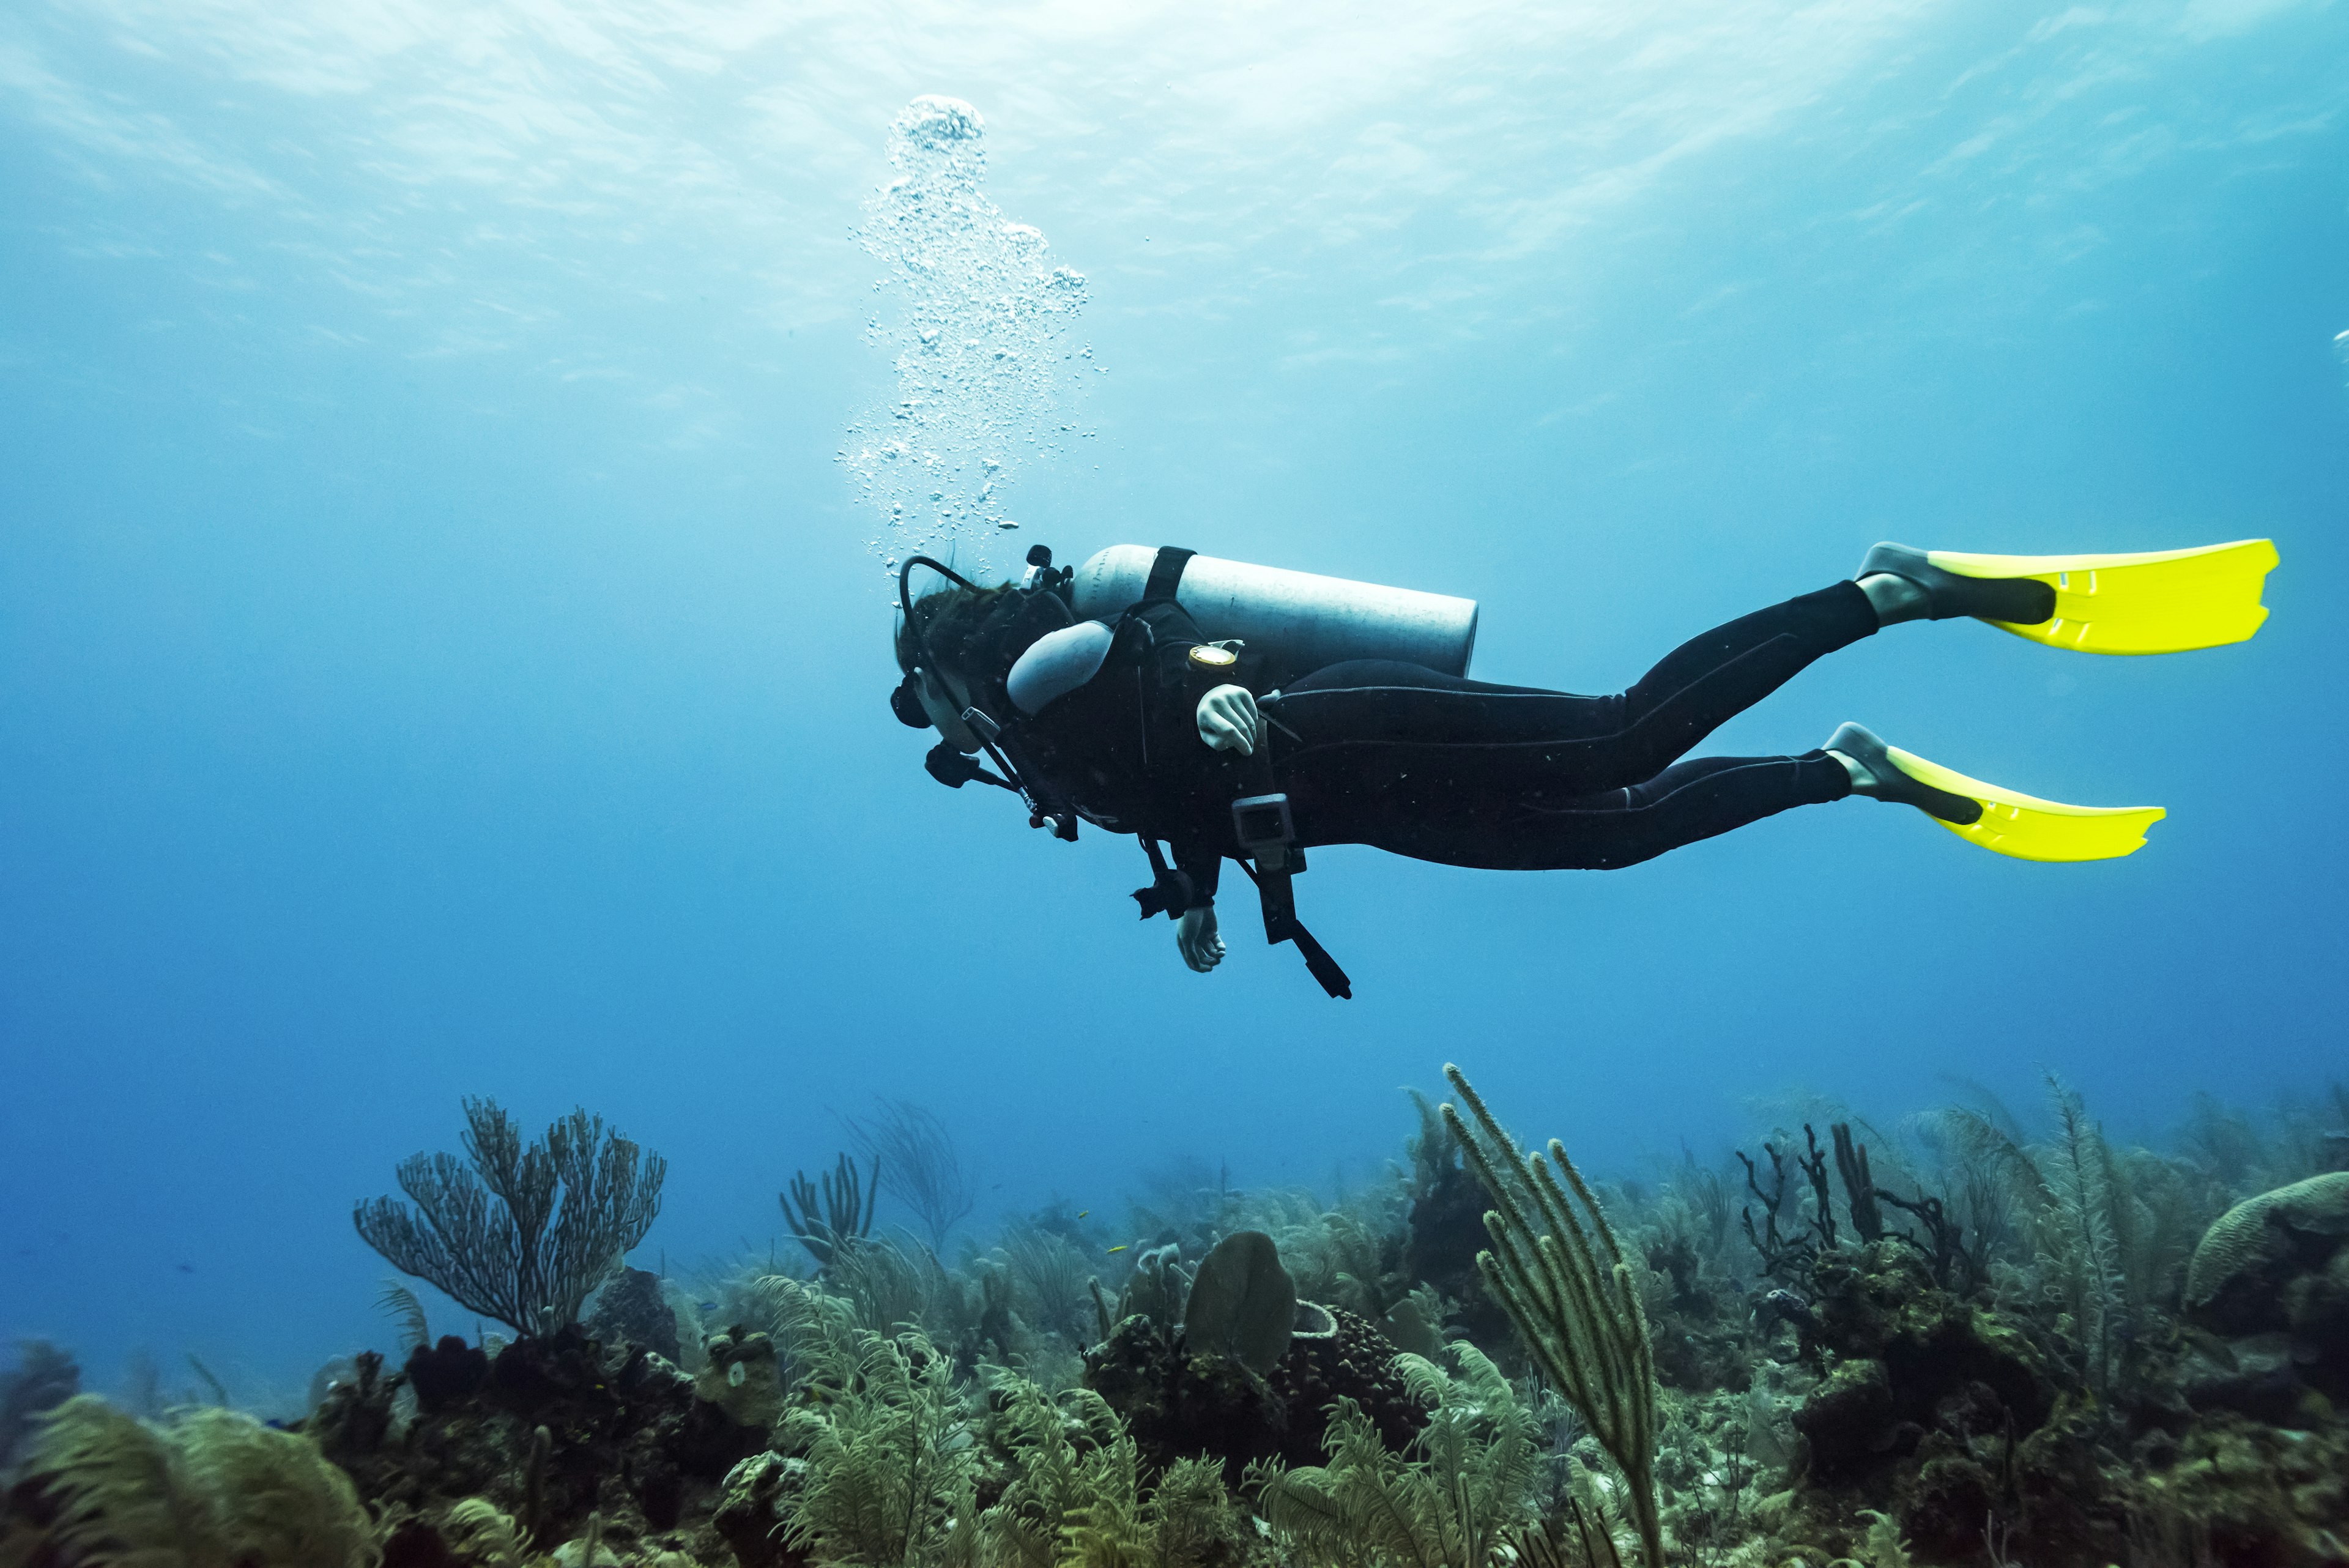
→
(1013, 579, 1876, 907)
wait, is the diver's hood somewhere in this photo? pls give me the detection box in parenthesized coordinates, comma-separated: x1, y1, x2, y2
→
(889, 546, 1084, 838)
(891, 547, 1073, 732)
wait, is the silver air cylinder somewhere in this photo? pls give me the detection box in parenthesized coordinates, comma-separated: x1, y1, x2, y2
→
(1071, 545, 1479, 689)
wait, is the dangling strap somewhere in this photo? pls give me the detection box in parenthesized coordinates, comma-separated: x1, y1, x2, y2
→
(1237, 860, 1352, 1000)
(1130, 838, 1195, 921)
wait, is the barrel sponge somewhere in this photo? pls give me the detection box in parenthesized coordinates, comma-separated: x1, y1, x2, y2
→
(2184, 1170, 2349, 1331)
(21, 1394, 378, 1567)
(1184, 1230, 1296, 1374)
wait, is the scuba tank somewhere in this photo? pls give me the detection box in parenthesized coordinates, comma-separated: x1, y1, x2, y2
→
(1069, 545, 1479, 688)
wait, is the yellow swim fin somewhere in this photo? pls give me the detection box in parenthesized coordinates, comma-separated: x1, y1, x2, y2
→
(1928, 538, 2279, 655)
(1828, 722, 2163, 862)
(1886, 745, 2164, 861)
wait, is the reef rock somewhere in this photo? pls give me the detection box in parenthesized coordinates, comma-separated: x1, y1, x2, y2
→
(405, 1336, 489, 1414)
(588, 1266, 685, 1366)
(2138, 1410, 2349, 1568)
(712, 1451, 804, 1568)
(1804, 1243, 2055, 1446)
(1084, 1301, 1427, 1481)
(1794, 1358, 1899, 1481)
(695, 1329, 784, 1432)
(310, 1326, 769, 1563)
(1785, 1244, 2117, 1563)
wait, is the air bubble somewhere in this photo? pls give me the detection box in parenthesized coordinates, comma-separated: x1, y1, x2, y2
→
(840, 97, 1097, 581)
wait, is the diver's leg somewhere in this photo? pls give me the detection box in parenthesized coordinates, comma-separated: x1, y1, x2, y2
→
(1575, 752, 1857, 868)
(1601, 581, 1879, 780)
(1276, 581, 1872, 749)
(1271, 582, 1873, 792)
(1286, 749, 1853, 870)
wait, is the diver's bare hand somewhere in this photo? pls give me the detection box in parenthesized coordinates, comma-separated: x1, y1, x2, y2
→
(1196, 685, 1260, 755)
(1177, 905, 1225, 972)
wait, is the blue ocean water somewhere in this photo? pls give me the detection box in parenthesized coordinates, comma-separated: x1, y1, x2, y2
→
(2, 0, 2343, 1403)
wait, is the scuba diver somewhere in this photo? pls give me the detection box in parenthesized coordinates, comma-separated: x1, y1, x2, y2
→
(889, 538, 2277, 997)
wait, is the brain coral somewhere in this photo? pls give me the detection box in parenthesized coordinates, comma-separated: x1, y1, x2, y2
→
(2184, 1170, 2349, 1335)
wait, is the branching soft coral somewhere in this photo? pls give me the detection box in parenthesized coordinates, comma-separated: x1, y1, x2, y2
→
(1249, 1343, 1540, 1568)
(778, 1325, 979, 1568)
(15, 1394, 377, 1568)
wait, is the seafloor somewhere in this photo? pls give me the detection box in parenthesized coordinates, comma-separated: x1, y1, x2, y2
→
(3, 1072, 2345, 1568)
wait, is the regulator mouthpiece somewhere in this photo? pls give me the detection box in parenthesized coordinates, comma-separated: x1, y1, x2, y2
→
(890, 672, 931, 729)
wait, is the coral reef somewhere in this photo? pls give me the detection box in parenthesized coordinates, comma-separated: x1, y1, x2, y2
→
(7, 1072, 2347, 1567)
(1085, 1301, 1428, 1483)
(309, 1327, 770, 1563)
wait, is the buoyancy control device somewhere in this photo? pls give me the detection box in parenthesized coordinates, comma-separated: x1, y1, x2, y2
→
(894, 543, 1483, 999)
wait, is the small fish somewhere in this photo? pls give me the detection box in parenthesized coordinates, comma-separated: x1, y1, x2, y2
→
(1105, 1244, 1129, 1255)
(175, 1263, 196, 1274)
(1077, 1209, 1089, 1219)
(697, 1301, 721, 1314)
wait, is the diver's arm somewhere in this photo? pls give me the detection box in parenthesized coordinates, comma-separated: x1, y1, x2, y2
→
(1176, 905, 1225, 972)
(1195, 685, 1260, 754)
(1168, 828, 1224, 972)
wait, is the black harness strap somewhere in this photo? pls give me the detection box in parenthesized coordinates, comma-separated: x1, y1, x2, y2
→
(1143, 546, 1195, 603)
(1125, 543, 1351, 998)
(1235, 706, 1353, 1001)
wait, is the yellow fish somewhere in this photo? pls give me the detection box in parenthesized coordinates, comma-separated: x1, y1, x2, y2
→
(1077, 1209, 1089, 1219)
(1105, 1244, 1130, 1254)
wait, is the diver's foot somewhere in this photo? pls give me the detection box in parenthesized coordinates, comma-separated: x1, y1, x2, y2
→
(1857, 542, 2057, 628)
(1825, 722, 1983, 825)
(1826, 721, 2165, 860)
